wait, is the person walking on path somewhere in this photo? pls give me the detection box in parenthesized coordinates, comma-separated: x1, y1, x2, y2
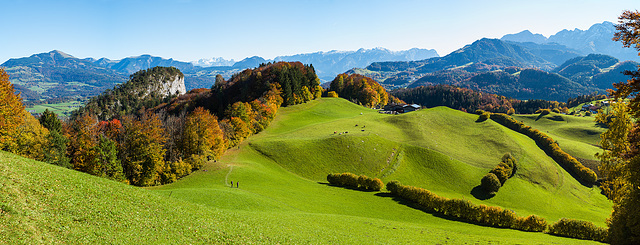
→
(231, 180, 233, 187)
(236, 181, 239, 188)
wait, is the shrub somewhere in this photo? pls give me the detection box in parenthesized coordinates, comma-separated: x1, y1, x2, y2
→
(535, 109, 551, 115)
(585, 111, 592, 116)
(507, 108, 515, 115)
(548, 218, 608, 242)
(514, 215, 548, 232)
(327, 91, 338, 98)
(329, 173, 383, 191)
(552, 108, 560, 113)
(477, 112, 491, 122)
(368, 178, 384, 191)
(475, 109, 485, 115)
(386, 180, 401, 194)
(481, 173, 501, 194)
(357, 175, 368, 190)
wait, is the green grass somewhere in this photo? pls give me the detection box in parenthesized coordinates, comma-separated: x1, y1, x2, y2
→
(3, 98, 612, 243)
(26, 101, 84, 116)
(511, 112, 605, 161)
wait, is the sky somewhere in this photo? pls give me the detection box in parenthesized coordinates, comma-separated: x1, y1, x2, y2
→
(0, 0, 636, 63)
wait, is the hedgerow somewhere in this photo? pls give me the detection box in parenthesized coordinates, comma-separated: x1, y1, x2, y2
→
(489, 113, 597, 185)
(327, 173, 383, 191)
(549, 218, 608, 242)
(480, 153, 517, 194)
(386, 180, 546, 232)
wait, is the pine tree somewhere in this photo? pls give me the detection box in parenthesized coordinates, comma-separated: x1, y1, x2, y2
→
(39, 109, 61, 132)
(92, 135, 124, 182)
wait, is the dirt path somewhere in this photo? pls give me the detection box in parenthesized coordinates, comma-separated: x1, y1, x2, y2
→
(225, 165, 234, 186)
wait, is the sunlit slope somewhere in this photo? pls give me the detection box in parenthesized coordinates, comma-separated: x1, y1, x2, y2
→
(245, 100, 610, 224)
(3, 151, 600, 244)
(511, 113, 605, 161)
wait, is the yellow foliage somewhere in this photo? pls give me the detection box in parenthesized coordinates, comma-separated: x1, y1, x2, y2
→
(0, 68, 26, 149)
(9, 114, 49, 161)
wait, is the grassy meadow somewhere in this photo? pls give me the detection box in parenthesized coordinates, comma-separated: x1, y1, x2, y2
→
(2, 98, 612, 244)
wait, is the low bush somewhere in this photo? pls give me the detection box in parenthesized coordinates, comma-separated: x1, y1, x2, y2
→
(548, 218, 608, 242)
(477, 112, 491, 122)
(327, 173, 383, 191)
(535, 109, 551, 115)
(489, 113, 597, 185)
(514, 215, 548, 232)
(475, 109, 485, 115)
(481, 173, 501, 194)
(327, 91, 338, 98)
(480, 153, 517, 194)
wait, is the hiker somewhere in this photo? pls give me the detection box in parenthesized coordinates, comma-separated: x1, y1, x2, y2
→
(236, 181, 239, 188)
(231, 181, 233, 187)
(355, 124, 358, 127)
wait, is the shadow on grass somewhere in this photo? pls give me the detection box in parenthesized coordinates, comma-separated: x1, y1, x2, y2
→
(373, 192, 503, 228)
(319, 182, 380, 192)
(470, 185, 495, 200)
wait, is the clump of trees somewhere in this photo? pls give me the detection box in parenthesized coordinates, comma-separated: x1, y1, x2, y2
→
(327, 173, 384, 191)
(490, 113, 597, 185)
(479, 152, 519, 196)
(391, 84, 567, 114)
(328, 74, 402, 108)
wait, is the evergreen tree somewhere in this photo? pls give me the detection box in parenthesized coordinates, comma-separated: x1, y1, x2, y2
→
(92, 135, 124, 182)
(39, 109, 61, 132)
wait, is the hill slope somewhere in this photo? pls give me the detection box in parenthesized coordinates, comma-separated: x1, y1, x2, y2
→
(3, 98, 611, 243)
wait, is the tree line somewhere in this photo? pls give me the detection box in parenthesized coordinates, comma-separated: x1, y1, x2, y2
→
(391, 84, 572, 114)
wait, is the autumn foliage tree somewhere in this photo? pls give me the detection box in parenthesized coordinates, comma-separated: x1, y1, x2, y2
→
(182, 107, 225, 170)
(329, 74, 392, 108)
(0, 68, 26, 150)
(64, 113, 99, 173)
(120, 112, 167, 186)
(601, 10, 640, 244)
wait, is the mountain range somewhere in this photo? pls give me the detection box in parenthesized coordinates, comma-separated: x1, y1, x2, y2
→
(1, 48, 437, 104)
(2, 21, 637, 105)
(501, 21, 638, 62)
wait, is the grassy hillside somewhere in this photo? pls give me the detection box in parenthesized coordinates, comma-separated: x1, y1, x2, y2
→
(511, 112, 605, 162)
(3, 98, 612, 243)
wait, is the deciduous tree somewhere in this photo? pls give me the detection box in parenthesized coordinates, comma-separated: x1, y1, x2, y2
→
(0, 68, 26, 150)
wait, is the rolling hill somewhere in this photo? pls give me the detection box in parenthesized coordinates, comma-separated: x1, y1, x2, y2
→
(2, 97, 611, 243)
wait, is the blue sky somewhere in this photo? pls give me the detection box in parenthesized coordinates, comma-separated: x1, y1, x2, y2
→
(1, 0, 635, 63)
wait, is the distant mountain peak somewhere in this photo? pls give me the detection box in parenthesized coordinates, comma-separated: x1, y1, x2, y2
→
(49, 50, 75, 58)
(501, 30, 548, 44)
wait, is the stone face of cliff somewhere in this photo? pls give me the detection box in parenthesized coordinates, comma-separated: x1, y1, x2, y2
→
(155, 73, 186, 97)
